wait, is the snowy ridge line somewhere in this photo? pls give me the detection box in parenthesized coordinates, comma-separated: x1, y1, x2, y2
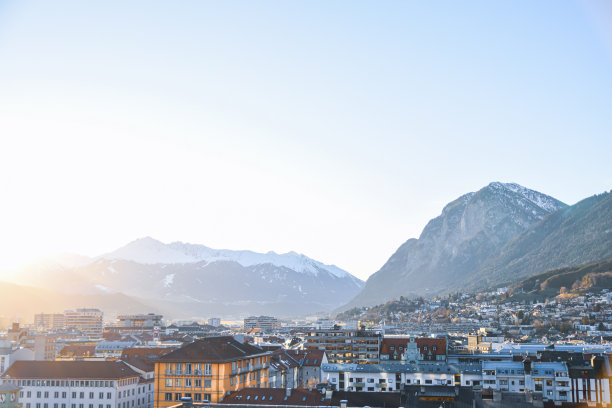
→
(100, 237, 359, 281)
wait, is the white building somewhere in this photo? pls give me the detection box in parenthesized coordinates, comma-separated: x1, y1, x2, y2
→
(64, 309, 104, 339)
(207, 318, 221, 328)
(321, 362, 482, 392)
(1, 360, 153, 408)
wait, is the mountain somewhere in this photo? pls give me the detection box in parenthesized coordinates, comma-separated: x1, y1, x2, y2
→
(464, 191, 612, 289)
(508, 259, 612, 301)
(103, 237, 355, 279)
(0, 281, 159, 321)
(12, 238, 363, 319)
(343, 182, 568, 308)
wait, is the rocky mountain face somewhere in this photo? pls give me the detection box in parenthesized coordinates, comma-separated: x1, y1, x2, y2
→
(12, 238, 363, 319)
(465, 191, 612, 290)
(344, 182, 568, 308)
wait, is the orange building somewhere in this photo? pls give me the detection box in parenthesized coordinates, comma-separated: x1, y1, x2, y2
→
(154, 336, 270, 407)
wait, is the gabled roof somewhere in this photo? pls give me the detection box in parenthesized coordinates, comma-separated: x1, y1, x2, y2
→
(158, 336, 267, 363)
(2, 361, 139, 380)
(120, 347, 175, 372)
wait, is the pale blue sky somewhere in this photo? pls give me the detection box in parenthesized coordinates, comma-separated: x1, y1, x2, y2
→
(0, 1, 611, 279)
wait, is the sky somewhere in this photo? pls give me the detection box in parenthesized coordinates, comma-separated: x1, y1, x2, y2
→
(0, 1, 611, 280)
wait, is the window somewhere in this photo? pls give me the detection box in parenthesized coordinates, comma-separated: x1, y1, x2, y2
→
(425, 380, 432, 384)
(194, 394, 201, 402)
(203, 394, 211, 402)
(204, 364, 212, 375)
(195, 379, 201, 387)
(185, 364, 192, 375)
(174, 394, 182, 401)
(185, 379, 192, 387)
(89, 393, 94, 399)
(164, 394, 172, 401)
(175, 379, 182, 387)
(367, 379, 374, 383)
(204, 380, 211, 388)
(99, 393, 104, 399)
(106, 393, 111, 399)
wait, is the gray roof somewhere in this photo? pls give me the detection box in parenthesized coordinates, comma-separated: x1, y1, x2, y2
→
(322, 362, 481, 374)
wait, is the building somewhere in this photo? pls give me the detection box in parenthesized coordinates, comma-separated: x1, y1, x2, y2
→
(380, 336, 447, 362)
(207, 319, 221, 328)
(243, 317, 279, 333)
(1, 360, 152, 408)
(0, 383, 20, 408)
(153, 336, 270, 407)
(305, 330, 381, 364)
(321, 362, 482, 392)
(64, 309, 104, 339)
(34, 314, 65, 331)
(117, 314, 162, 328)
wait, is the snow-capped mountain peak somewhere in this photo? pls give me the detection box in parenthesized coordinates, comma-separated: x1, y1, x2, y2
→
(99, 237, 357, 281)
(487, 181, 565, 213)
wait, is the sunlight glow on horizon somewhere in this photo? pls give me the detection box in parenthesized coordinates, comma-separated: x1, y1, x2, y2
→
(0, 1, 611, 280)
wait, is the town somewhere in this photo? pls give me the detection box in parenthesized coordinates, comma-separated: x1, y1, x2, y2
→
(0, 288, 610, 408)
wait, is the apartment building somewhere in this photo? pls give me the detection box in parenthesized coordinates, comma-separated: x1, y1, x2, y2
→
(64, 309, 104, 339)
(117, 315, 162, 328)
(243, 317, 279, 333)
(34, 314, 65, 331)
(1, 360, 152, 408)
(321, 361, 482, 392)
(380, 336, 447, 362)
(305, 330, 381, 364)
(153, 336, 270, 407)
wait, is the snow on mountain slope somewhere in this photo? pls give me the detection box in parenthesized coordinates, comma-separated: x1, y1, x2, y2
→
(101, 237, 198, 264)
(101, 237, 360, 282)
(489, 182, 564, 213)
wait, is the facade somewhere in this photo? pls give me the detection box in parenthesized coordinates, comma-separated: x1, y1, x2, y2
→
(207, 319, 221, 328)
(1, 360, 152, 408)
(305, 330, 381, 364)
(64, 309, 104, 339)
(153, 336, 270, 407)
(243, 317, 279, 333)
(34, 314, 65, 331)
(380, 336, 446, 362)
(321, 362, 481, 392)
(117, 315, 162, 328)
(0, 383, 20, 408)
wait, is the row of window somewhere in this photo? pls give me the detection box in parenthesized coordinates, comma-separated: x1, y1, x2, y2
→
(165, 363, 212, 376)
(24, 402, 143, 408)
(21, 391, 111, 399)
(229, 371, 263, 386)
(21, 388, 147, 400)
(164, 393, 210, 402)
(164, 379, 211, 388)
(7, 380, 116, 388)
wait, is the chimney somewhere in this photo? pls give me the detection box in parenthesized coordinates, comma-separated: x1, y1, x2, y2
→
(286, 388, 292, 398)
(340, 400, 348, 408)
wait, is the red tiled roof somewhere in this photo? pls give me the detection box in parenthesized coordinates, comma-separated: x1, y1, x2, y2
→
(380, 337, 446, 360)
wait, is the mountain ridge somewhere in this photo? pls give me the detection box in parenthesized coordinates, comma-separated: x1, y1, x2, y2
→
(342, 182, 571, 309)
